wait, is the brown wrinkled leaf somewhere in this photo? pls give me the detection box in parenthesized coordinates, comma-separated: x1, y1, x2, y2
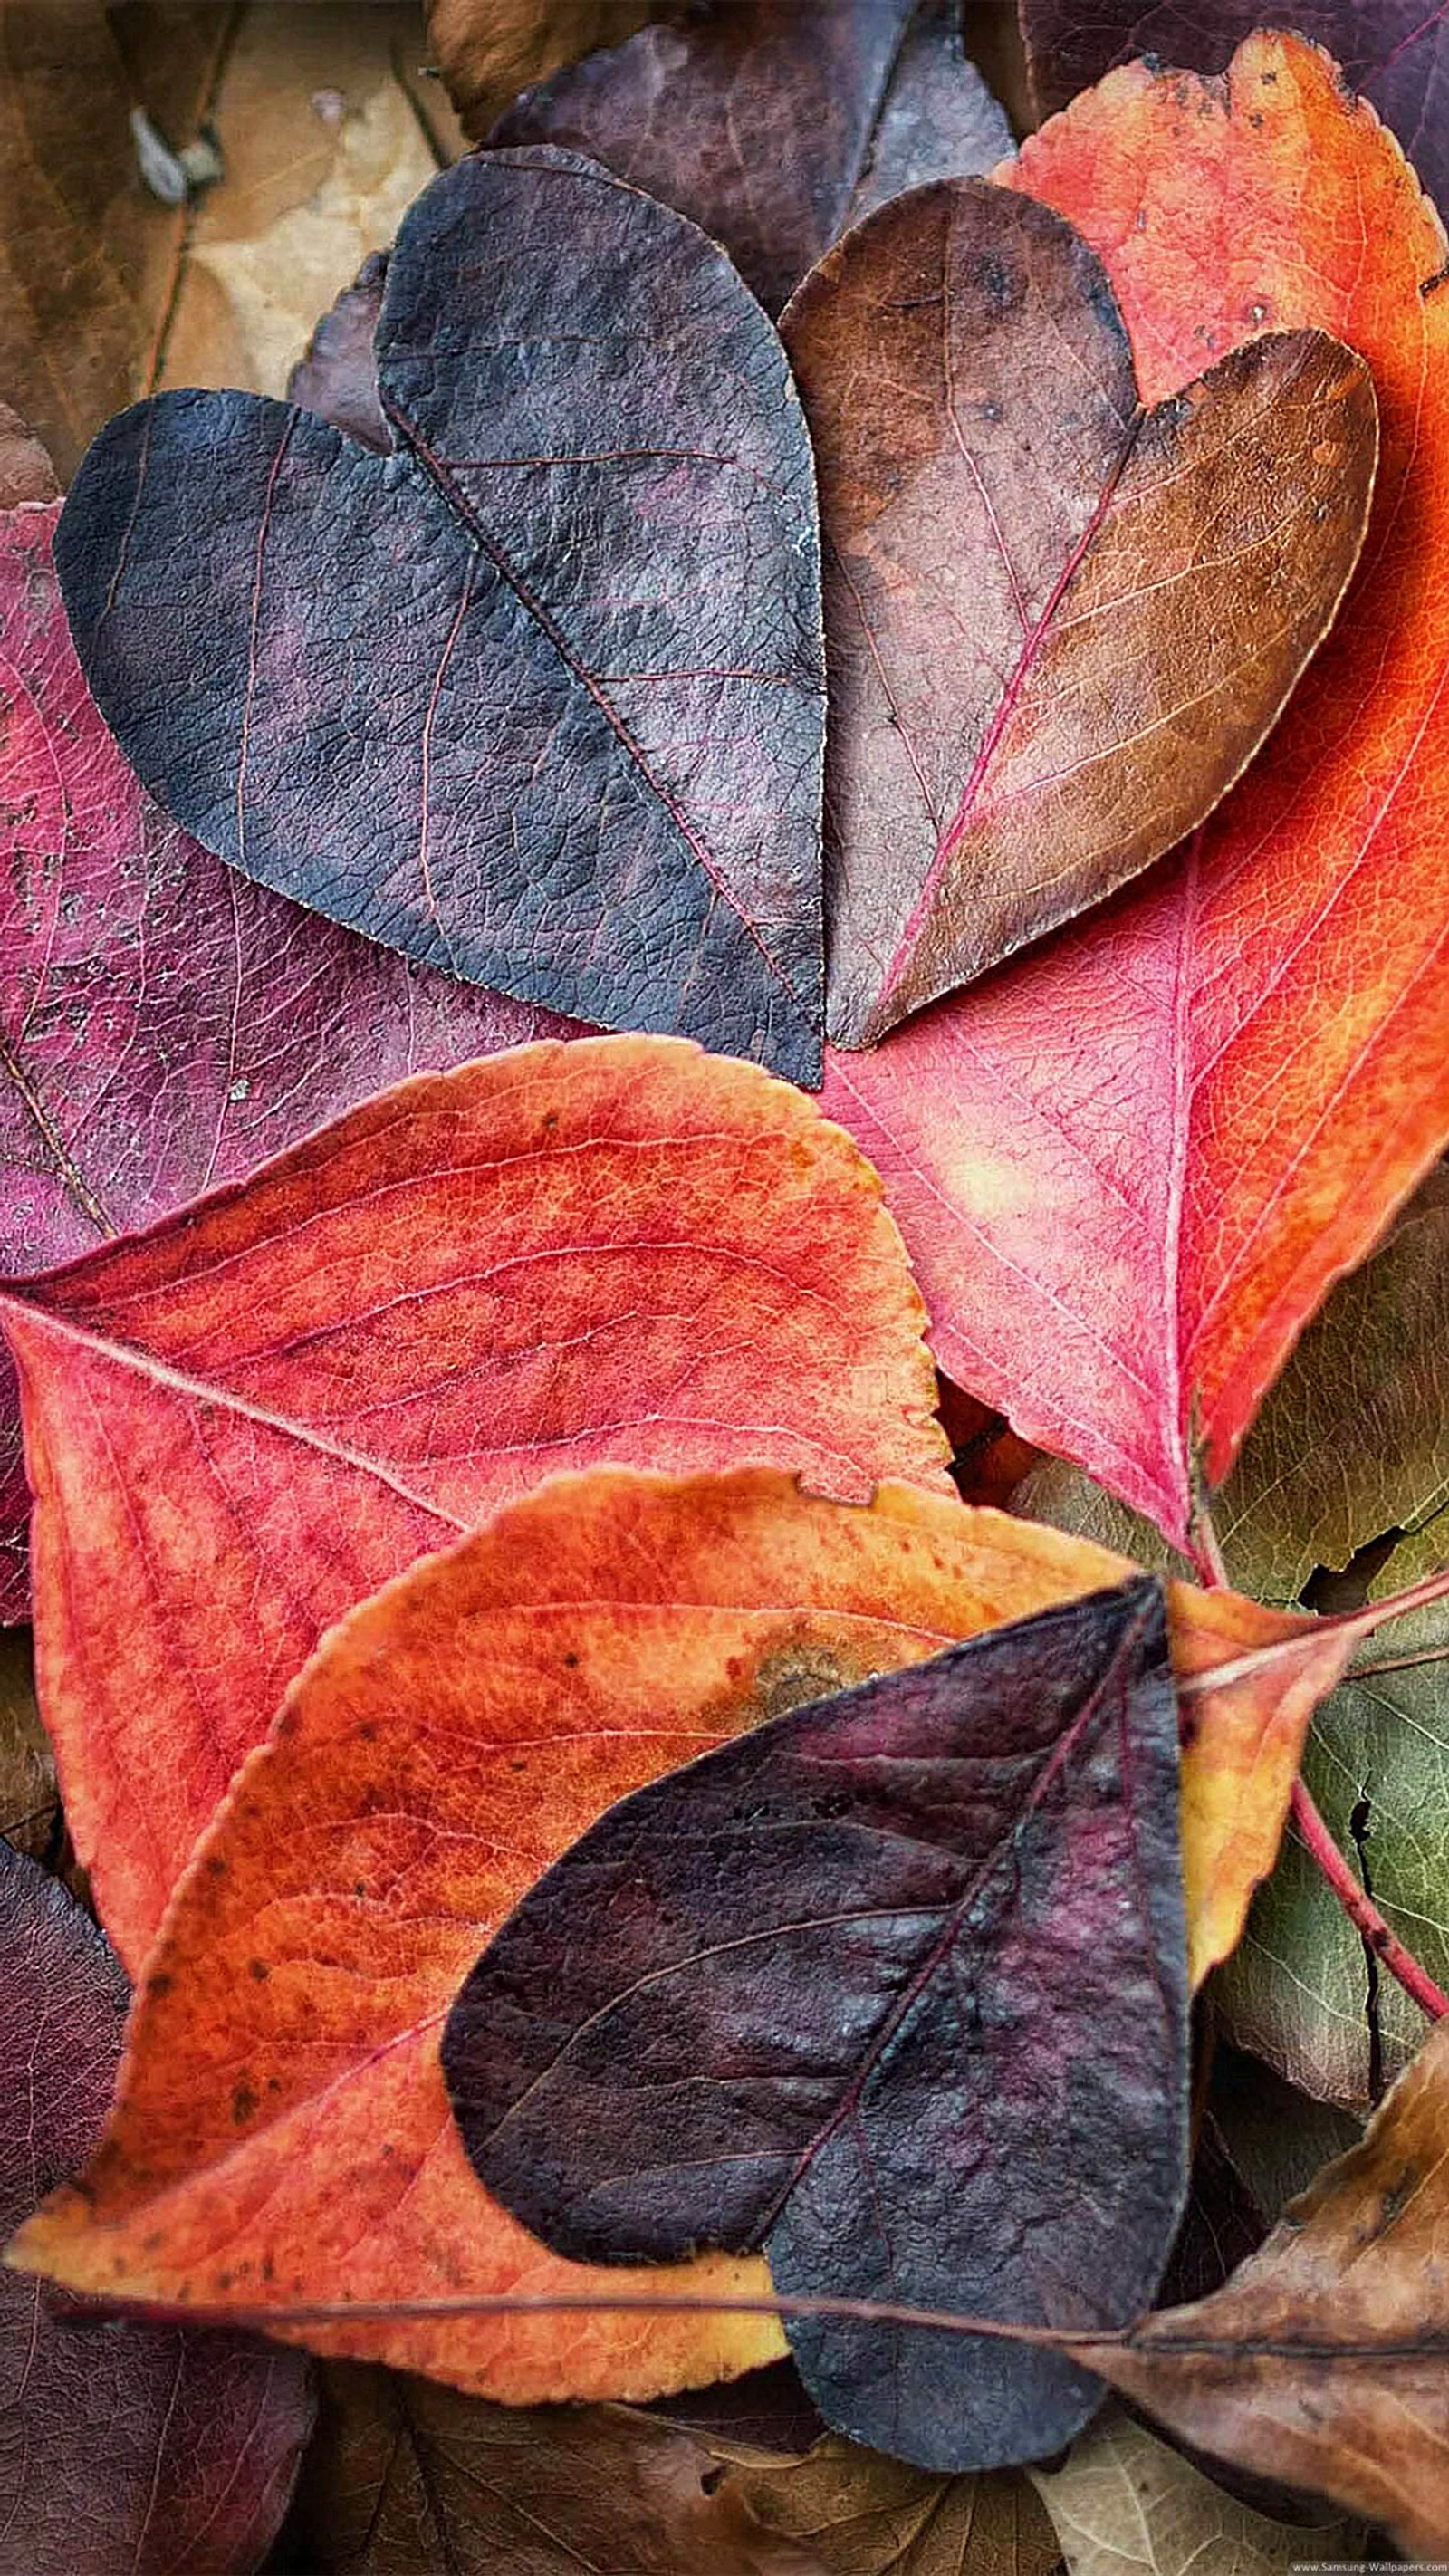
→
(718, 2436, 1064, 2576)
(1074, 2021, 1449, 2552)
(0, 5, 224, 480)
(0, 397, 56, 506)
(783, 178, 1377, 1043)
(287, 2362, 828, 2575)
(489, 0, 1010, 317)
(427, 0, 663, 136)
(1030, 2406, 1362, 2576)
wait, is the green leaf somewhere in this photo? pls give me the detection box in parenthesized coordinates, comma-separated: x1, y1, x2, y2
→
(1215, 1517, 1449, 2110)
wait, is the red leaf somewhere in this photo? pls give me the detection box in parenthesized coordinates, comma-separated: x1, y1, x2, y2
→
(821, 33, 1449, 1541)
(0, 495, 566, 1620)
(0, 1840, 313, 2573)
(1020, 2, 1449, 223)
(0, 1037, 948, 1964)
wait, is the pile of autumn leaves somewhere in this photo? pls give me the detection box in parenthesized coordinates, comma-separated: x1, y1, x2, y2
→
(6, 14, 1449, 2571)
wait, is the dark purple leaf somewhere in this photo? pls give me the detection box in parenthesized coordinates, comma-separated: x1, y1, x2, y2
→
(1157, 2114, 1267, 2309)
(490, 0, 1012, 315)
(0, 492, 572, 1621)
(1020, 4, 1449, 218)
(55, 148, 826, 1082)
(0, 1839, 314, 2572)
(443, 1577, 1190, 2473)
(286, 250, 390, 454)
(648, 2360, 827, 2456)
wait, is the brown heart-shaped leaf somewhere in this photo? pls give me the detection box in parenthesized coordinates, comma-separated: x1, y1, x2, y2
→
(782, 180, 1377, 1044)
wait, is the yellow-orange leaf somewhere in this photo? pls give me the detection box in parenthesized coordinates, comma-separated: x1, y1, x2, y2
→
(7, 1472, 1348, 2398)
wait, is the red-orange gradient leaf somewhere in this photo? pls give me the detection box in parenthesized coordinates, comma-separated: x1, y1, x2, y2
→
(5, 1471, 1345, 2405)
(821, 33, 1449, 1542)
(0, 489, 569, 1626)
(0, 1038, 949, 1967)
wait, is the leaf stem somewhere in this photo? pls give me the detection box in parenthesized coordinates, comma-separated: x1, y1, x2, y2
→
(1289, 1773, 1448, 2022)
(1348, 1640, 1449, 1683)
(1177, 1555, 1449, 1700)
(49, 2279, 1449, 2365)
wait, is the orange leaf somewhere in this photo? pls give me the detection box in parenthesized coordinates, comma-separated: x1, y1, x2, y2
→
(6, 1471, 1346, 2401)
(0, 1036, 949, 1966)
(822, 32, 1449, 1543)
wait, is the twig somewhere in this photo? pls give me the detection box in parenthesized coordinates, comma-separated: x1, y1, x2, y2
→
(1188, 1499, 1230, 1587)
(1348, 1640, 1449, 1683)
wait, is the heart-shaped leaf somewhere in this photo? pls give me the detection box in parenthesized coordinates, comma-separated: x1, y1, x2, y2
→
(0, 486, 571, 1624)
(783, 180, 1375, 1042)
(55, 147, 827, 1080)
(0, 1839, 314, 2574)
(820, 32, 1449, 1542)
(446, 1577, 1189, 2470)
(489, 0, 1012, 317)
(1, 1035, 945, 1966)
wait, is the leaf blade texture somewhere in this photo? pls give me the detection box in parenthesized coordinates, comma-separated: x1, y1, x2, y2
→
(1020, 1, 1449, 222)
(0, 1839, 314, 2575)
(488, 0, 1012, 317)
(820, 32, 1449, 1539)
(782, 180, 1376, 1042)
(1, 1034, 947, 1966)
(0, 486, 570, 1623)
(1018, 1156, 1449, 1603)
(1218, 1518, 1449, 2110)
(6, 1475, 1342, 2402)
(715, 2434, 1064, 2576)
(1029, 2403, 1363, 2576)
(446, 1577, 1191, 2471)
(1072, 2018, 1449, 2553)
(54, 148, 827, 1077)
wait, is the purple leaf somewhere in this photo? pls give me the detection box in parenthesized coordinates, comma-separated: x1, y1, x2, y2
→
(0, 492, 573, 1620)
(0, 1840, 314, 2572)
(286, 251, 390, 455)
(54, 149, 827, 1081)
(491, 0, 1012, 316)
(443, 1577, 1190, 2472)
